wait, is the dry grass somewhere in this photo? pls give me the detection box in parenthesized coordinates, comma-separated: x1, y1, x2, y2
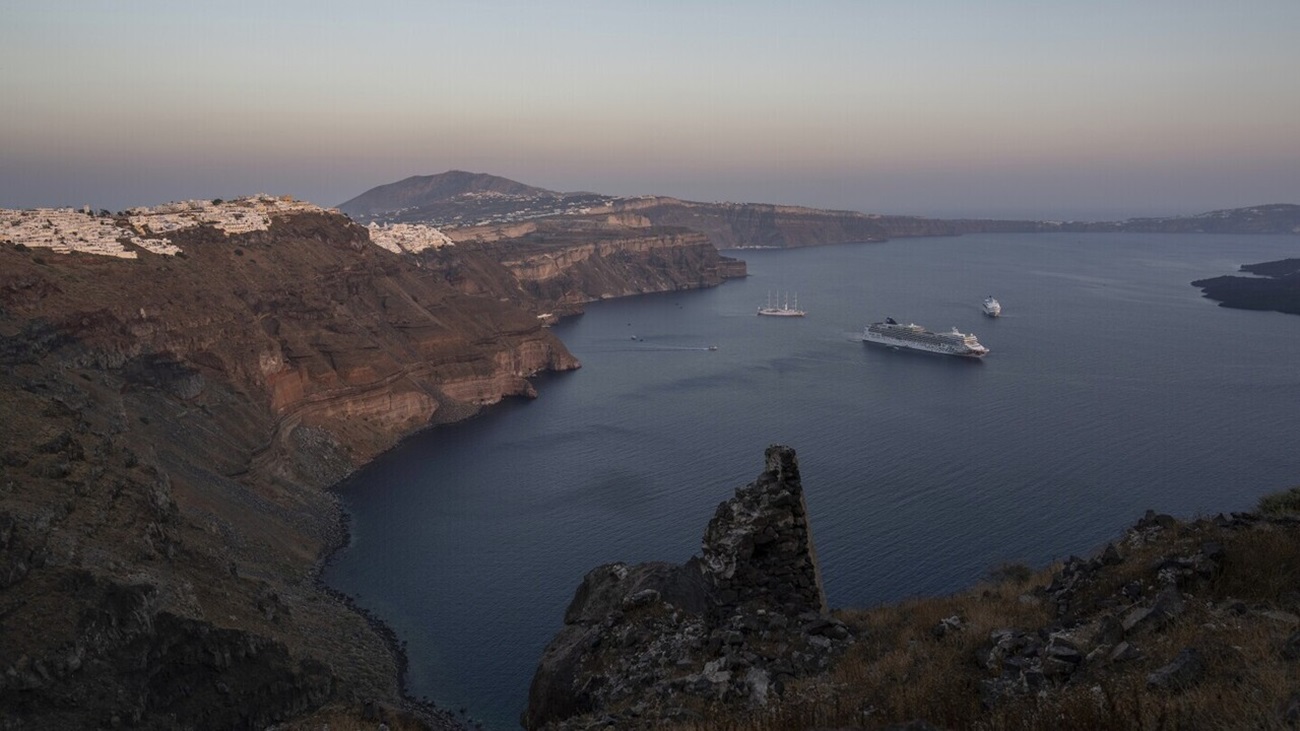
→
(1258, 486, 1300, 517)
(672, 520, 1300, 731)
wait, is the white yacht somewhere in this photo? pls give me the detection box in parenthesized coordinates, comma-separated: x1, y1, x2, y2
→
(758, 292, 805, 317)
(982, 296, 1002, 317)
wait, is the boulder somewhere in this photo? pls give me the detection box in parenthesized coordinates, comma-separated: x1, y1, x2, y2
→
(523, 446, 837, 730)
(1147, 647, 1205, 691)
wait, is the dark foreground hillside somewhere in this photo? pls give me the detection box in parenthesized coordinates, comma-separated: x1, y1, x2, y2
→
(527, 447, 1300, 730)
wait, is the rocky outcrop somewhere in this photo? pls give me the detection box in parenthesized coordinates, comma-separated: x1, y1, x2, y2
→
(1192, 257, 1300, 316)
(523, 446, 851, 730)
(700, 445, 826, 617)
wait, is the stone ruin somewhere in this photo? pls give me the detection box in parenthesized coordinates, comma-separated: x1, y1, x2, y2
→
(701, 445, 827, 616)
(524, 445, 849, 729)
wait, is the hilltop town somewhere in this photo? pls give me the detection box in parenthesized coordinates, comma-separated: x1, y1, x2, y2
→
(0, 194, 456, 259)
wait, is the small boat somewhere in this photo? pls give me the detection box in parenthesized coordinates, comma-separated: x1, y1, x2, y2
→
(982, 296, 1002, 317)
(757, 291, 806, 317)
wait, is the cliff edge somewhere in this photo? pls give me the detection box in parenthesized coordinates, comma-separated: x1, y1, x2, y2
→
(0, 210, 579, 728)
(524, 446, 852, 729)
(526, 447, 1300, 730)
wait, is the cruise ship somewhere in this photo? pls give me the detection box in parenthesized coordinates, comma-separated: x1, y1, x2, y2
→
(863, 318, 989, 358)
(982, 296, 1002, 317)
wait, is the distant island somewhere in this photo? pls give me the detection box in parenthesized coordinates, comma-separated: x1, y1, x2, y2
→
(1192, 258, 1300, 316)
(339, 171, 1300, 244)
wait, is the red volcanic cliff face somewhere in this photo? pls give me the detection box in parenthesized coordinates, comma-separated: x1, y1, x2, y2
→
(432, 219, 746, 316)
(0, 212, 577, 729)
(2, 212, 578, 468)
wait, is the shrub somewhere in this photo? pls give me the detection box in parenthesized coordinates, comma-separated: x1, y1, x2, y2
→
(987, 562, 1034, 585)
(1258, 486, 1300, 516)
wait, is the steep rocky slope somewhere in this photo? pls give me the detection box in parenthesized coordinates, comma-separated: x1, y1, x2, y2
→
(524, 446, 849, 729)
(0, 211, 578, 728)
(433, 219, 746, 316)
(526, 447, 1300, 730)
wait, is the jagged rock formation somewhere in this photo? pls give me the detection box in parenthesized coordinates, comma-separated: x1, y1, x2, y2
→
(699, 445, 827, 616)
(524, 446, 852, 729)
(0, 210, 581, 729)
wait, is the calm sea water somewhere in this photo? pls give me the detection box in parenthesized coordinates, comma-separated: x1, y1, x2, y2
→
(323, 233, 1300, 729)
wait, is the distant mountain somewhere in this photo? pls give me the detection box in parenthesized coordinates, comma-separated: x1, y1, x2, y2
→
(338, 171, 617, 226)
(338, 170, 564, 217)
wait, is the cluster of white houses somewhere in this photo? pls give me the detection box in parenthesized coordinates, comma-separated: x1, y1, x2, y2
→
(0, 206, 177, 258)
(365, 221, 454, 254)
(2, 195, 458, 260)
(125, 195, 325, 237)
(1, 196, 328, 259)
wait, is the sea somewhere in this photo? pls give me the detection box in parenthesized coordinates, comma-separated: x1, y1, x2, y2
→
(322, 232, 1300, 729)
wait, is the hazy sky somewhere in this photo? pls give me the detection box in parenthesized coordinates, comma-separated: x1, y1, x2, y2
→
(2, 1, 1298, 219)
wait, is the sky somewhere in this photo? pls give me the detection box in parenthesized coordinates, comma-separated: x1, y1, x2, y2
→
(2, 1, 1298, 220)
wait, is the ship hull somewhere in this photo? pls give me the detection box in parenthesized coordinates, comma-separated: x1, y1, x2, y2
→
(862, 321, 989, 358)
(863, 336, 988, 358)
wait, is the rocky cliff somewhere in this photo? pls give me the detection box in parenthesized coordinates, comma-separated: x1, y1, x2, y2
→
(526, 448, 1300, 730)
(0, 211, 579, 728)
(524, 446, 853, 729)
(428, 219, 746, 316)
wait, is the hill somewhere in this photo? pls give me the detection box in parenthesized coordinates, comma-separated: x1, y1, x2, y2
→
(339, 172, 1300, 249)
(337, 170, 614, 225)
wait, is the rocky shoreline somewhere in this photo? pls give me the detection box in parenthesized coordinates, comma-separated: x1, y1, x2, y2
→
(1192, 257, 1300, 316)
(314, 508, 462, 728)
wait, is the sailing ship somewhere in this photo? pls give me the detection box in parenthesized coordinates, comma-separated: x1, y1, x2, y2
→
(757, 292, 806, 317)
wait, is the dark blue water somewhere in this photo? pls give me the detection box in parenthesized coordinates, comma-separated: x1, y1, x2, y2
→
(323, 233, 1300, 729)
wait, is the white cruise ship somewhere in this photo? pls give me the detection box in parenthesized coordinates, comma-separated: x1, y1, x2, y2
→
(982, 296, 1002, 317)
(863, 318, 989, 358)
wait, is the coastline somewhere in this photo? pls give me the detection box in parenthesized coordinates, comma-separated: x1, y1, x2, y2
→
(315, 502, 464, 728)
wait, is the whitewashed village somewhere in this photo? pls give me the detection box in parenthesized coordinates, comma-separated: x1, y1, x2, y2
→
(0, 195, 454, 259)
